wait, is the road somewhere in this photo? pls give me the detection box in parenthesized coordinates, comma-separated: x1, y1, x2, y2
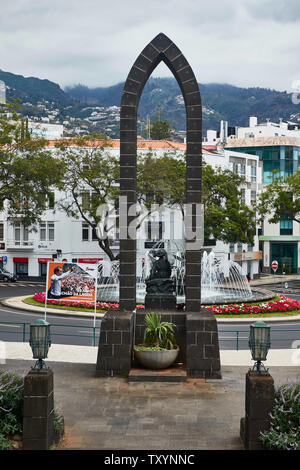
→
(0, 281, 101, 347)
(0, 281, 300, 350)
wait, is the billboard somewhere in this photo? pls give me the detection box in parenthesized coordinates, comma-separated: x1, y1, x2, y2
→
(46, 262, 97, 303)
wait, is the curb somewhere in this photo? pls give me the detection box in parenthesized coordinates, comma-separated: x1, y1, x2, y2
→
(2, 296, 300, 324)
(1, 296, 105, 320)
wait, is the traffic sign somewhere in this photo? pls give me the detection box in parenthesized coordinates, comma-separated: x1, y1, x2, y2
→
(2, 256, 7, 264)
(272, 260, 278, 273)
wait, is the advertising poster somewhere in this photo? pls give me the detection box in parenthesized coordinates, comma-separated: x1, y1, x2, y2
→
(46, 262, 97, 303)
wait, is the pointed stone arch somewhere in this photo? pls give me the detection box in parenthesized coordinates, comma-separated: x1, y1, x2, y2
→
(119, 33, 202, 312)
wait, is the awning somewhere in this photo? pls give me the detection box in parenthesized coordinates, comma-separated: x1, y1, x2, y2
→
(13, 257, 28, 263)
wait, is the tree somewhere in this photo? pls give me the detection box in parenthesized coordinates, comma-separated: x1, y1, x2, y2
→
(256, 172, 300, 225)
(150, 104, 172, 140)
(55, 137, 174, 261)
(155, 153, 256, 244)
(55, 134, 120, 261)
(0, 102, 64, 227)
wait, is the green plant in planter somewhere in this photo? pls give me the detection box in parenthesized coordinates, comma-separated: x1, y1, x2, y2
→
(259, 381, 300, 450)
(143, 313, 176, 350)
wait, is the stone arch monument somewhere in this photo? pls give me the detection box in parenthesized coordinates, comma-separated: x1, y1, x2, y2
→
(96, 33, 221, 379)
(119, 32, 202, 312)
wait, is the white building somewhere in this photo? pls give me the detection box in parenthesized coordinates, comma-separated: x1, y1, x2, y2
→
(28, 121, 64, 140)
(0, 140, 262, 280)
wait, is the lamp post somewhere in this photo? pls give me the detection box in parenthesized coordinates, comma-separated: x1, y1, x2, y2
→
(29, 319, 51, 371)
(248, 321, 271, 374)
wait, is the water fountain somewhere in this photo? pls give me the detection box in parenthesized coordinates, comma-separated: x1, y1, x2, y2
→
(97, 243, 273, 305)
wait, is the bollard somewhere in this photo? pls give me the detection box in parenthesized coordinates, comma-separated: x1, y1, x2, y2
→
(240, 371, 274, 450)
(23, 369, 54, 450)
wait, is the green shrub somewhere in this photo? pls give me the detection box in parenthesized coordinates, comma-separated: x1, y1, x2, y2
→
(260, 382, 300, 450)
(143, 313, 176, 350)
(0, 370, 24, 437)
(0, 433, 13, 450)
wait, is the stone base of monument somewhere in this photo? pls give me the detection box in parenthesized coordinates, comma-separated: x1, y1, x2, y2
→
(144, 293, 177, 311)
(95, 308, 222, 379)
(95, 310, 134, 377)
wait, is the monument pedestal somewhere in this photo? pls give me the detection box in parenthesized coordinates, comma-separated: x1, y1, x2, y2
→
(145, 293, 176, 310)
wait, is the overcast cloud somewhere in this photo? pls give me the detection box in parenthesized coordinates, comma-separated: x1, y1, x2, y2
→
(0, 0, 299, 91)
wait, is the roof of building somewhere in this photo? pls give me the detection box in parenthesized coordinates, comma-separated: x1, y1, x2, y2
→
(226, 135, 300, 148)
(47, 138, 223, 155)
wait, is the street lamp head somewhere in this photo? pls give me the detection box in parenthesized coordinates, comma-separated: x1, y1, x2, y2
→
(29, 319, 51, 371)
(248, 321, 271, 374)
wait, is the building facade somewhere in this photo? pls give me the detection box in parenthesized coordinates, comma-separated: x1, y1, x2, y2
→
(0, 140, 262, 280)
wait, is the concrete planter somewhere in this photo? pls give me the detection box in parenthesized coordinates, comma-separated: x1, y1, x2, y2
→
(134, 346, 180, 370)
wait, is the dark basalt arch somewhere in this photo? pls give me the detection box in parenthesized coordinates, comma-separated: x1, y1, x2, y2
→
(119, 33, 202, 312)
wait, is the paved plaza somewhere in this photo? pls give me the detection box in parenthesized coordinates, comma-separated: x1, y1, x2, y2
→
(2, 356, 299, 450)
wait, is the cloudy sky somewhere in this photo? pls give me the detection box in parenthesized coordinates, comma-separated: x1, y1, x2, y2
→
(0, 0, 299, 91)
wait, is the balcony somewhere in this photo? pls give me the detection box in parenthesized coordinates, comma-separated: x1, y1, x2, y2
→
(6, 240, 34, 250)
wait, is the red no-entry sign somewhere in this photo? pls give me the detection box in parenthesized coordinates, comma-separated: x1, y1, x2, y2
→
(272, 260, 278, 272)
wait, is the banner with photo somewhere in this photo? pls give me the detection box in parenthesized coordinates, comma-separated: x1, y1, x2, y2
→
(46, 262, 97, 303)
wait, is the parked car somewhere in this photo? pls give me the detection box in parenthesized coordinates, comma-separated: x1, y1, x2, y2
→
(0, 267, 17, 282)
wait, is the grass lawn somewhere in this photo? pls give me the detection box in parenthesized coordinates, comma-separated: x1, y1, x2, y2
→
(23, 295, 300, 318)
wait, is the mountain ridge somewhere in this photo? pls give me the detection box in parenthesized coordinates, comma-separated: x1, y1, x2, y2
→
(1, 69, 299, 136)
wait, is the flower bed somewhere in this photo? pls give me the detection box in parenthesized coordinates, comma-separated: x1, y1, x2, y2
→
(209, 295, 300, 315)
(32, 292, 145, 311)
(31, 293, 300, 315)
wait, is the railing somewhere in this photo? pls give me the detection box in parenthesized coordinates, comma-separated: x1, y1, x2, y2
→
(0, 322, 299, 351)
(6, 240, 34, 249)
(0, 321, 101, 346)
(218, 328, 300, 350)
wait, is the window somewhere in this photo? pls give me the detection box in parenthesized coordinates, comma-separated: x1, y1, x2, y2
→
(47, 192, 55, 209)
(48, 222, 54, 241)
(40, 222, 55, 241)
(250, 190, 256, 204)
(237, 242, 243, 253)
(146, 221, 164, 241)
(240, 189, 246, 204)
(81, 192, 90, 210)
(0, 223, 3, 240)
(240, 164, 246, 177)
(40, 223, 46, 241)
(251, 165, 257, 183)
(92, 227, 98, 241)
(82, 223, 89, 241)
(280, 218, 293, 235)
(247, 244, 253, 252)
(229, 243, 235, 253)
(232, 162, 239, 174)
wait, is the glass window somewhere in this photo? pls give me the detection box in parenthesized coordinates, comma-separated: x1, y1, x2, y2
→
(81, 192, 90, 210)
(40, 222, 46, 241)
(15, 262, 28, 275)
(92, 227, 98, 241)
(240, 164, 246, 176)
(240, 188, 246, 204)
(280, 218, 293, 235)
(48, 192, 55, 209)
(250, 190, 256, 203)
(237, 242, 243, 253)
(0, 223, 3, 240)
(48, 222, 55, 241)
(232, 162, 239, 174)
(251, 166, 256, 183)
(82, 223, 89, 241)
(229, 243, 235, 253)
